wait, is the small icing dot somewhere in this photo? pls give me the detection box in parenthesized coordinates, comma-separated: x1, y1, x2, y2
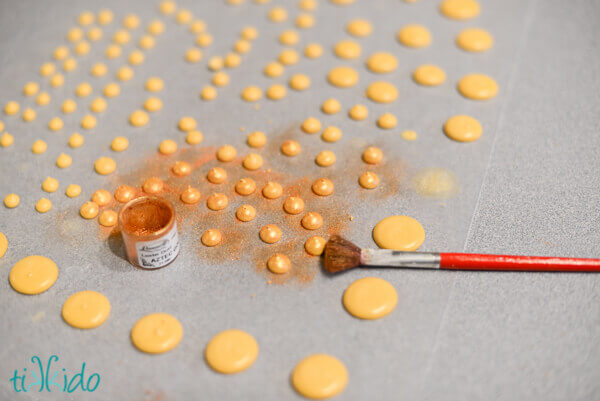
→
(65, 184, 81, 198)
(413, 65, 446, 86)
(334, 40, 361, 59)
(241, 86, 263, 102)
(217, 145, 236, 162)
(235, 178, 257, 196)
(207, 167, 227, 184)
(362, 146, 383, 164)
(48, 117, 64, 131)
(301, 117, 321, 134)
(289, 74, 311, 91)
(81, 114, 97, 130)
(305, 236, 326, 256)
(304, 43, 323, 59)
(346, 19, 372, 37)
(159, 139, 178, 155)
(312, 178, 334, 196)
(117, 66, 134, 81)
(181, 187, 202, 204)
(262, 181, 283, 199)
(9, 255, 58, 295)
(114, 185, 136, 203)
(301, 212, 323, 230)
(321, 98, 341, 114)
(142, 177, 164, 194)
(366, 52, 398, 73)
(321, 126, 342, 143)
(457, 74, 498, 100)
(92, 189, 112, 206)
(201, 86, 217, 100)
(359, 171, 379, 189)
(35, 198, 52, 213)
(315, 150, 336, 167)
(247, 131, 267, 148)
(4, 194, 20, 208)
(281, 140, 301, 156)
(80, 201, 100, 219)
(327, 66, 359, 88)
(268, 6, 287, 22)
(444, 115, 482, 142)
(236, 204, 257, 222)
(366, 81, 398, 103)
(283, 196, 304, 215)
(278, 49, 299, 65)
(456, 28, 493, 52)
(439, 0, 480, 20)
(185, 48, 203, 63)
(104, 82, 121, 98)
(377, 113, 397, 129)
(242, 153, 263, 170)
(94, 157, 116, 175)
(349, 104, 368, 120)
(397, 24, 432, 48)
(206, 193, 228, 211)
(0, 133, 14, 147)
(202, 229, 223, 246)
(178, 116, 197, 132)
(205, 330, 259, 373)
(31, 140, 47, 154)
(267, 253, 291, 274)
(186, 130, 203, 144)
(90, 97, 107, 113)
(42, 177, 59, 193)
(129, 110, 149, 127)
(402, 130, 418, 141)
(69, 133, 85, 148)
(259, 224, 282, 243)
(56, 153, 72, 168)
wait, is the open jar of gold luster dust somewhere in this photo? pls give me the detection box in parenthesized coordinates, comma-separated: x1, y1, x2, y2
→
(118, 196, 180, 269)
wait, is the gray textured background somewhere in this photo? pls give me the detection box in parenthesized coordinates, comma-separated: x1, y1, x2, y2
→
(1, 0, 599, 400)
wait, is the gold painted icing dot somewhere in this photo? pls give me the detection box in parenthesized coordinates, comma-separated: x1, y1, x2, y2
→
(281, 140, 301, 156)
(241, 86, 263, 102)
(9, 255, 58, 295)
(31, 139, 47, 154)
(159, 139, 178, 155)
(440, 0, 480, 20)
(98, 210, 118, 227)
(397, 24, 432, 48)
(207, 193, 228, 211)
(359, 171, 379, 189)
(373, 215, 425, 251)
(302, 117, 321, 134)
(268, 6, 287, 22)
(362, 146, 383, 164)
(65, 184, 81, 198)
(90, 190, 110, 207)
(259, 224, 282, 244)
(69, 133, 85, 148)
(4, 193, 20, 208)
(343, 277, 398, 319)
(62, 291, 111, 329)
(366, 52, 398, 74)
(262, 181, 283, 199)
(366, 81, 398, 103)
(35, 198, 52, 213)
(217, 145, 237, 162)
(289, 74, 311, 91)
(377, 113, 397, 129)
(186, 130, 204, 145)
(401, 130, 418, 141)
(129, 110, 149, 127)
(413, 64, 446, 86)
(173, 161, 193, 177)
(264, 61, 284, 77)
(37, 92, 51, 106)
(0, 232, 6, 258)
(444, 115, 482, 142)
(94, 157, 116, 175)
(42, 177, 59, 193)
(315, 150, 336, 167)
(304, 236, 326, 256)
(235, 178, 257, 196)
(22, 108, 36, 122)
(207, 167, 227, 184)
(346, 19, 372, 37)
(104, 82, 121, 98)
(321, 98, 341, 114)
(291, 354, 348, 399)
(205, 330, 259, 374)
(81, 114, 97, 130)
(144, 97, 163, 112)
(457, 74, 498, 100)
(301, 212, 323, 230)
(1, 133, 14, 147)
(456, 28, 493, 52)
(283, 196, 305, 215)
(80, 201, 100, 219)
(321, 126, 342, 143)
(327, 66, 359, 88)
(304, 43, 323, 59)
(236, 204, 257, 222)
(202, 229, 223, 247)
(247, 131, 267, 148)
(142, 177, 164, 194)
(23, 82, 39, 96)
(334, 40, 361, 60)
(111, 136, 129, 152)
(267, 254, 291, 274)
(242, 153, 263, 170)
(413, 168, 459, 198)
(131, 313, 183, 354)
(181, 186, 202, 204)
(114, 185, 136, 203)
(312, 178, 334, 196)
(117, 66, 134, 81)
(349, 104, 368, 121)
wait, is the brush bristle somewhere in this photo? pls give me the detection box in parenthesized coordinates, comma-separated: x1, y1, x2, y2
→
(324, 235, 362, 273)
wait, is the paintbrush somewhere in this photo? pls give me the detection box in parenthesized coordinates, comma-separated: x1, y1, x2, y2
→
(323, 235, 600, 274)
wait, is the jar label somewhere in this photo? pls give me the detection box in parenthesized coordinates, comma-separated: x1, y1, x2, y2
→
(135, 223, 180, 269)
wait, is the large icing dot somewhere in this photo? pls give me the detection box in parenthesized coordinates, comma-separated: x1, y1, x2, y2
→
(291, 354, 348, 399)
(343, 277, 398, 319)
(327, 66, 359, 88)
(9, 255, 58, 295)
(131, 313, 183, 354)
(444, 115, 482, 142)
(397, 24, 431, 48)
(456, 28, 493, 52)
(205, 329, 259, 374)
(0, 232, 7, 258)
(62, 291, 111, 329)
(366, 52, 398, 74)
(439, 0, 480, 20)
(457, 74, 498, 100)
(373, 215, 425, 251)
(366, 81, 398, 103)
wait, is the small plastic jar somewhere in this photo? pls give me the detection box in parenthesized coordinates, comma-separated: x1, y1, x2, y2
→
(118, 196, 179, 269)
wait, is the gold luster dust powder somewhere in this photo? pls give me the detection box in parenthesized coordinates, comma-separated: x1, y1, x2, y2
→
(413, 168, 459, 199)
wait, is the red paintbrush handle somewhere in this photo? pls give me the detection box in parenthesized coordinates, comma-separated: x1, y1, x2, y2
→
(440, 253, 600, 272)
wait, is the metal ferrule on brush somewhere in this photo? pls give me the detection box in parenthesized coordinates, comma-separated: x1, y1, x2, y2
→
(360, 249, 441, 269)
